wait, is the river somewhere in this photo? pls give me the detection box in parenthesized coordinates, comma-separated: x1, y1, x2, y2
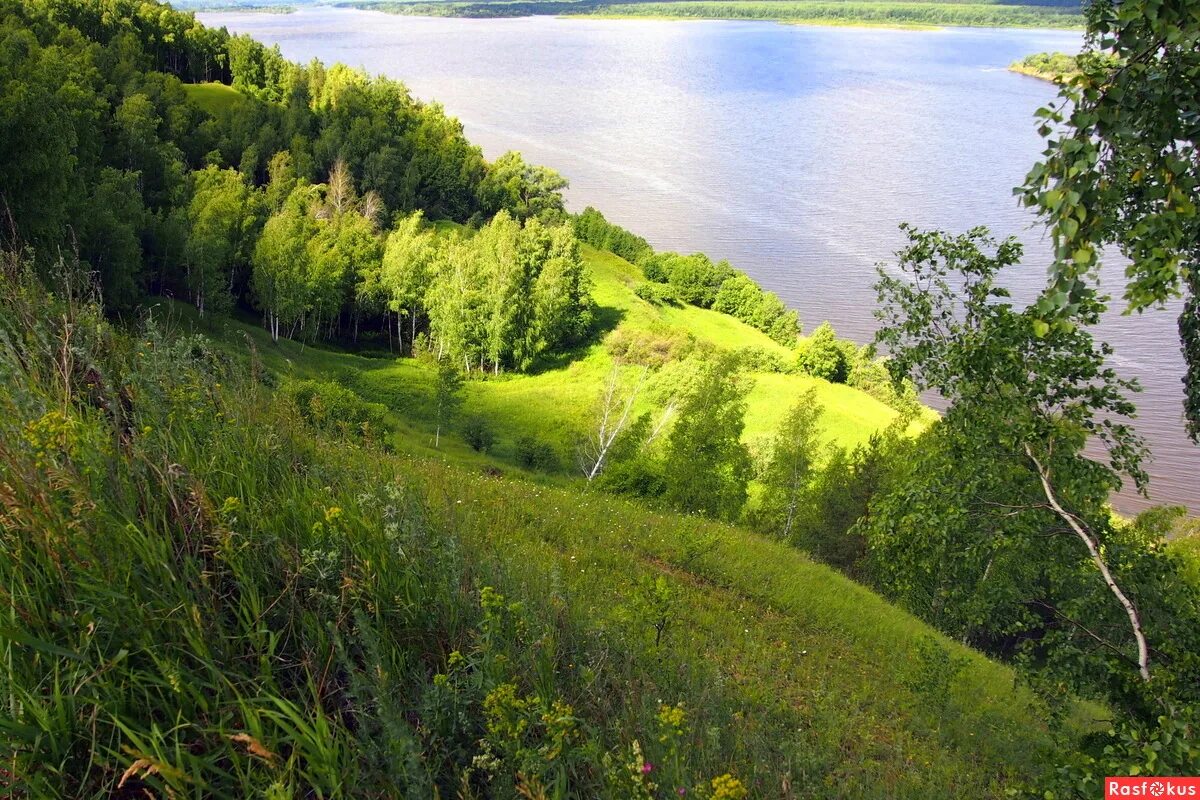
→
(200, 9, 1196, 514)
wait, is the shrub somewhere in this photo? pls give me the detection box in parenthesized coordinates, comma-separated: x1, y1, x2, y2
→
(515, 434, 559, 471)
(574, 206, 652, 263)
(605, 322, 700, 368)
(733, 346, 789, 374)
(795, 321, 849, 383)
(633, 281, 681, 306)
(280, 378, 391, 441)
(462, 414, 495, 452)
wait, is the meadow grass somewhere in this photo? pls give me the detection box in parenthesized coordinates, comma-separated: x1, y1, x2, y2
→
(182, 81, 246, 115)
(1, 261, 1087, 796)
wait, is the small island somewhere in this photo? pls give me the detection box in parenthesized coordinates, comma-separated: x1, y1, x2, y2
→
(1009, 51, 1081, 82)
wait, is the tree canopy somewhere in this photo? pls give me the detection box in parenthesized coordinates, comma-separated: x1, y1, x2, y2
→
(1020, 0, 1200, 439)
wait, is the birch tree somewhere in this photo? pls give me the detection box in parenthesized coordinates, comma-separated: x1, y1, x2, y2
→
(873, 225, 1154, 683)
(577, 366, 646, 481)
(758, 390, 823, 541)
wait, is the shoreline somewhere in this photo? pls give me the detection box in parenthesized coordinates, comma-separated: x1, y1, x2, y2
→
(204, 2, 1089, 30)
(1007, 63, 1064, 82)
(563, 13, 944, 29)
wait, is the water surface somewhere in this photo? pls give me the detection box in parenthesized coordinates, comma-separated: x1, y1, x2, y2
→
(201, 9, 1196, 514)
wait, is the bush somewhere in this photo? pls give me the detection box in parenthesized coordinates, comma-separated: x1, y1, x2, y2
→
(638, 252, 733, 308)
(462, 414, 496, 452)
(605, 322, 701, 368)
(633, 281, 680, 306)
(280, 378, 391, 441)
(733, 346, 789, 374)
(573, 206, 652, 263)
(515, 435, 560, 471)
(795, 322, 850, 383)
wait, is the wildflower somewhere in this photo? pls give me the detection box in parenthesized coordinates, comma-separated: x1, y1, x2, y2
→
(642, 762, 654, 774)
(711, 774, 748, 800)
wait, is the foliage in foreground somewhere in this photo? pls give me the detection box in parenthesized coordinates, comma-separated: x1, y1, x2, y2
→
(1019, 0, 1200, 438)
(867, 226, 1200, 788)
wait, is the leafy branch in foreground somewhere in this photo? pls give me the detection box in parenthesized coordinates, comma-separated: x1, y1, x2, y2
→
(874, 225, 1154, 682)
(1019, 0, 1200, 438)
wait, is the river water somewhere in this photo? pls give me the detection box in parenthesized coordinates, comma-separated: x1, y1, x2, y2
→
(201, 9, 1196, 514)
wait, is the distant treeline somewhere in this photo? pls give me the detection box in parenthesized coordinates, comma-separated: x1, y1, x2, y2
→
(340, 0, 1083, 26)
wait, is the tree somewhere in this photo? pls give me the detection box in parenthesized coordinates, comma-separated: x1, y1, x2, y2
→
(431, 359, 464, 448)
(183, 166, 263, 316)
(873, 225, 1155, 686)
(477, 151, 568, 222)
(577, 366, 647, 481)
(661, 353, 752, 520)
(534, 223, 593, 354)
(478, 210, 529, 372)
(426, 236, 486, 370)
(757, 390, 822, 540)
(377, 211, 435, 352)
(1019, 0, 1200, 438)
(796, 322, 848, 383)
(252, 185, 317, 341)
(573, 206, 650, 263)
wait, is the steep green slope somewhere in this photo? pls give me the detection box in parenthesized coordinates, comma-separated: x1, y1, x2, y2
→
(2, 262, 1086, 796)
(170, 241, 909, 475)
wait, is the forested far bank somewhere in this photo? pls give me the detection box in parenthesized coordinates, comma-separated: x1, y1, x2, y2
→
(334, 0, 1085, 29)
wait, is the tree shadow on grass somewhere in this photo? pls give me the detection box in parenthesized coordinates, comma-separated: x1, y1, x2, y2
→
(525, 303, 625, 375)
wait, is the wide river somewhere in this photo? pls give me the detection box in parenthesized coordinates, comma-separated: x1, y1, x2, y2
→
(202, 9, 1196, 514)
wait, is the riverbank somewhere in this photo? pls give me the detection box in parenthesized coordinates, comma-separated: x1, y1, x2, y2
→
(1008, 51, 1078, 81)
(333, 0, 1084, 28)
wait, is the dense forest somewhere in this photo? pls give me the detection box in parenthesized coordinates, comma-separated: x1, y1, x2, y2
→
(2, 0, 1199, 795)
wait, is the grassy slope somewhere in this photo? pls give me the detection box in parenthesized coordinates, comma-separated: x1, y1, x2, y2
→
(157, 303, 1091, 798)
(182, 81, 247, 114)
(170, 242, 904, 476)
(402, 455, 1088, 796)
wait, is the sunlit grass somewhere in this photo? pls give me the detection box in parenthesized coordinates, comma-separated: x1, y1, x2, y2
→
(182, 81, 246, 114)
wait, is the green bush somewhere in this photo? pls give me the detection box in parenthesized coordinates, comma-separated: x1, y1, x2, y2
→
(633, 281, 681, 306)
(514, 434, 560, 471)
(462, 413, 496, 452)
(280, 378, 391, 441)
(574, 206, 652, 263)
(796, 321, 850, 383)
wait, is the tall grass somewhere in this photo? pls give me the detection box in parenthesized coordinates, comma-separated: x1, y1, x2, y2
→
(1, 255, 1075, 796)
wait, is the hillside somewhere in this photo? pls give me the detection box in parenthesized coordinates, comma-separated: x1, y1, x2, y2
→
(169, 237, 913, 482)
(1, 259, 1082, 797)
(5, 0, 1198, 794)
